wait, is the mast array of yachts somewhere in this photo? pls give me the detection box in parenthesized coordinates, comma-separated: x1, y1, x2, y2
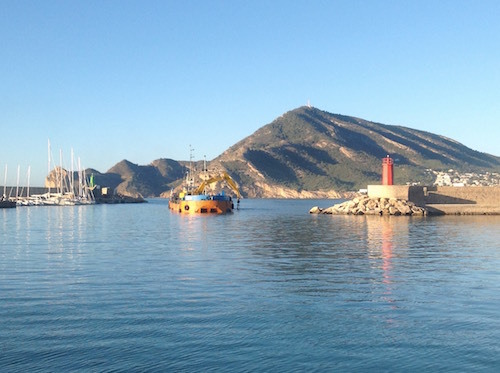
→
(2, 140, 96, 207)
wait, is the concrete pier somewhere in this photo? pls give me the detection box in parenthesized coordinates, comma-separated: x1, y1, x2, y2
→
(367, 185, 500, 215)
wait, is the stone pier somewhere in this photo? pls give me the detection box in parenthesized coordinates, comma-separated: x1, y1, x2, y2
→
(311, 185, 500, 215)
(368, 185, 500, 215)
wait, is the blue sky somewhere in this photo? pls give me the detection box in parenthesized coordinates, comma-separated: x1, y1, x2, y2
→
(1, 0, 499, 186)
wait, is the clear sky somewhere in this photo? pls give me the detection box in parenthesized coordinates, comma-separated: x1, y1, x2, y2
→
(1, 0, 499, 186)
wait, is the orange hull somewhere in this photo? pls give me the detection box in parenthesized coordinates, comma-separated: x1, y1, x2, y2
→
(169, 199, 234, 214)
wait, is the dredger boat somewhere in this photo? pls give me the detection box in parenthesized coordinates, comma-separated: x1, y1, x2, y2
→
(168, 157, 240, 214)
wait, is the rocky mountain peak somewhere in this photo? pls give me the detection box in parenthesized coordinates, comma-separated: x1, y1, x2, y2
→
(81, 106, 500, 198)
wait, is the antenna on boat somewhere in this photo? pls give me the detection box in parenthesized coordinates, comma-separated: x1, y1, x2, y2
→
(187, 145, 195, 191)
(189, 145, 195, 173)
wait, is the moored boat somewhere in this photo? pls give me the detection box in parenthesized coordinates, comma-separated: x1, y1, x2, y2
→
(0, 196, 16, 208)
(169, 192, 236, 214)
(2, 165, 16, 208)
(168, 156, 241, 214)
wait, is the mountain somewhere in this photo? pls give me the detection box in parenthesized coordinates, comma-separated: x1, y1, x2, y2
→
(210, 106, 500, 197)
(87, 106, 500, 198)
(83, 159, 182, 198)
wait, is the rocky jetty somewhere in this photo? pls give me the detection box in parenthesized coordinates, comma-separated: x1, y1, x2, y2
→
(310, 196, 427, 216)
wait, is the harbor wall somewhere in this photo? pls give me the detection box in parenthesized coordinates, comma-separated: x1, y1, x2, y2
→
(425, 186, 500, 205)
(367, 185, 500, 215)
(3, 186, 48, 198)
(367, 185, 426, 206)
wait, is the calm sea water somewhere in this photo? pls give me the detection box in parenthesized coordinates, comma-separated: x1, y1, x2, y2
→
(1, 199, 499, 372)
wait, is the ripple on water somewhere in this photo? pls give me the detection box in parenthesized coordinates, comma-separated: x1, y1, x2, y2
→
(1, 201, 499, 371)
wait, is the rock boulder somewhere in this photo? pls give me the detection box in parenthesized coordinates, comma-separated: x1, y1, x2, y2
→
(310, 195, 427, 216)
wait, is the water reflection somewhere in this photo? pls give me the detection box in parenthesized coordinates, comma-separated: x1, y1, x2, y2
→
(366, 217, 411, 306)
(366, 217, 406, 283)
(2, 199, 500, 372)
(170, 213, 214, 253)
(381, 219, 394, 285)
(8, 205, 95, 265)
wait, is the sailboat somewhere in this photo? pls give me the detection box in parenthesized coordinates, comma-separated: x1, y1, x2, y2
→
(0, 196, 16, 208)
(1, 165, 16, 208)
(42, 141, 95, 206)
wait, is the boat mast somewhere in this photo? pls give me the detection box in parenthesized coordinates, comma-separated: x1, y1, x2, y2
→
(48, 139, 51, 195)
(188, 145, 195, 191)
(27, 166, 30, 200)
(203, 155, 207, 194)
(78, 157, 82, 198)
(3, 165, 7, 198)
(16, 165, 20, 201)
(70, 148, 74, 197)
(59, 149, 63, 194)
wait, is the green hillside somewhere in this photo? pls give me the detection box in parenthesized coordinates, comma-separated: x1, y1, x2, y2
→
(211, 106, 500, 197)
(84, 106, 500, 198)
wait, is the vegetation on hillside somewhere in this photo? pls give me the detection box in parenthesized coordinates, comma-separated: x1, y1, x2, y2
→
(213, 106, 500, 197)
(85, 106, 500, 198)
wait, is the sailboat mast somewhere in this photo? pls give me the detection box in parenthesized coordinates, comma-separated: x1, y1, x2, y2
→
(16, 165, 20, 200)
(70, 148, 74, 196)
(78, 157, 82, 198)
(3, 164, 7, 198)
(59, 149, 63, 194)
(27, 166, 30, 199)
(48, 139, 51, 194)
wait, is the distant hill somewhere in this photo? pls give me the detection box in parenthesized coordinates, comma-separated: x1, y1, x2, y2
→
(86, 159, 183, 198)
(85, 106, 500, 198)
(210, 106, 500, 197)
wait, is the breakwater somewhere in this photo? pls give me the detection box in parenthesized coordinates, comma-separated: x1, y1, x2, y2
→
(424, 186, 500, 214)
(310, 195, 426, 215)
(311, 185, 500, 216)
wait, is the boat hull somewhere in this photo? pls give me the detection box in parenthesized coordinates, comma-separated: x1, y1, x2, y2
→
(0, 200, 16, 208)
(169, 198, 234, 214)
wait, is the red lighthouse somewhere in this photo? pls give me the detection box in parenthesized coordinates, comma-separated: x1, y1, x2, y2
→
(382, 156, 394, 185)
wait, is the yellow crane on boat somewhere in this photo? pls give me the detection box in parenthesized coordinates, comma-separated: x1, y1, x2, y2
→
(194, 172, 241, 199)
